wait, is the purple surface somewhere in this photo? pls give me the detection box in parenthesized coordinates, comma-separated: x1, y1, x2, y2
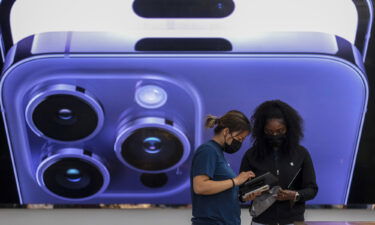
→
(0, 32, 368, 204)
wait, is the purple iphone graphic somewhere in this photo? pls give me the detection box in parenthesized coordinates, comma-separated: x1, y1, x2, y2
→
(0, 31, 368, 204)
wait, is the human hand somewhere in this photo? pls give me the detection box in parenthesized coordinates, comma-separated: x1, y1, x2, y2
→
(243, 191, 263, 201)
(233, 171, 255, 186)
(275, 189, 297, 201)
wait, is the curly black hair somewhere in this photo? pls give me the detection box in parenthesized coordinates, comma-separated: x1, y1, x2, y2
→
(250, 100, 303, 158)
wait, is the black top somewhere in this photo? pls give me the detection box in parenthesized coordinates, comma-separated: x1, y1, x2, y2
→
(240, 145, 318, 225)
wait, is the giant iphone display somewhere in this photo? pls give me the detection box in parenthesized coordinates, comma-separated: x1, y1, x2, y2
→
(0, 31, 368, 204)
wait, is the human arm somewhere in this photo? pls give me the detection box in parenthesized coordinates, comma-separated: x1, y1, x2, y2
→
(241, 191, 263, 202)
(193, 171, 255, 195)
(192, 147, 255, 195)
(294, 150, 318, 202)
(238, 149, 262, 201)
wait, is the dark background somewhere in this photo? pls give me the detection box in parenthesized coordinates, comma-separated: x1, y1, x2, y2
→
(347, 26, 375, 204)
(0, 1, 374, 204)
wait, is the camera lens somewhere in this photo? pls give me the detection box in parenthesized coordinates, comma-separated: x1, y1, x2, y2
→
(26, 85, 104, 142)
(37, 148, 109, 199)
(123, 127, 183, 171)
(115, 117, 191, 173)
(33, 94, 97, 140)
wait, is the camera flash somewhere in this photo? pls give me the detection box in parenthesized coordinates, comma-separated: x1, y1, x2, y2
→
(135, 85, 167, 109)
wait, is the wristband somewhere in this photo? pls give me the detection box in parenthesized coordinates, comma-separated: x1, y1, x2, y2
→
(230, 178, 236, 187)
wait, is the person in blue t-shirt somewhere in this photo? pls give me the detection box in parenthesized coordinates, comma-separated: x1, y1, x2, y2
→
(191, 110, 260, 225)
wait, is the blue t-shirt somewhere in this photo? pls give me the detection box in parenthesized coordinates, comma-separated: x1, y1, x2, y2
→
(190, 140, 240, 225)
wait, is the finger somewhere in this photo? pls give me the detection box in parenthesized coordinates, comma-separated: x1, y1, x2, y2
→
(278, 194, 286, 199)
(245, 194, 256, 201)
(243, 172, 252, 177)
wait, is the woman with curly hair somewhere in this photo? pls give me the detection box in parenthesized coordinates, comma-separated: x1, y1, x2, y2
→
(240, 100, 318, 225)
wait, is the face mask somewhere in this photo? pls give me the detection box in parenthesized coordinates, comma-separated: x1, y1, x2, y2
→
(265, 134, 286, 150)
(223, 134, 243, 154)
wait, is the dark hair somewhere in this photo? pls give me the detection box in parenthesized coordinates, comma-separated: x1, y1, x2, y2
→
(205, 110, 251, 135)
(251, 100, 303, 158)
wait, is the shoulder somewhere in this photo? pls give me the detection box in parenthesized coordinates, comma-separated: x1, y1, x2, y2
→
(194, 142, 220, 157)
(192, 142, 221, 169)
(294, 145, 314, 162)
(296, 145, 310, 156)
(242, 146, 257, 160)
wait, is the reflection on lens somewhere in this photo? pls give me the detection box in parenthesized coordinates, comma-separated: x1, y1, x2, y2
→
(65, 168, 81, 183)
(58, 108, 73, 121)
(143, 137, 162, 154)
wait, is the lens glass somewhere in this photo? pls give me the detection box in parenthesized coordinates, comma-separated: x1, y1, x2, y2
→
(121, 127, 184, 171)
(32, 94, 99, 141)
(43, 158, 104, 198)
(143, 137, 162, 154)
(65, 168, 82, 182)
(58, 109, 74, 121)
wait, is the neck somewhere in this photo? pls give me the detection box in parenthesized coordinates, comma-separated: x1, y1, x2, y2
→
(212, 135, 225, 147)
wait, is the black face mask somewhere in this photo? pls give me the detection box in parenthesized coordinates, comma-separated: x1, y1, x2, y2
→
(265, 134, 286, 150)
(224, 135, 243, 154)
